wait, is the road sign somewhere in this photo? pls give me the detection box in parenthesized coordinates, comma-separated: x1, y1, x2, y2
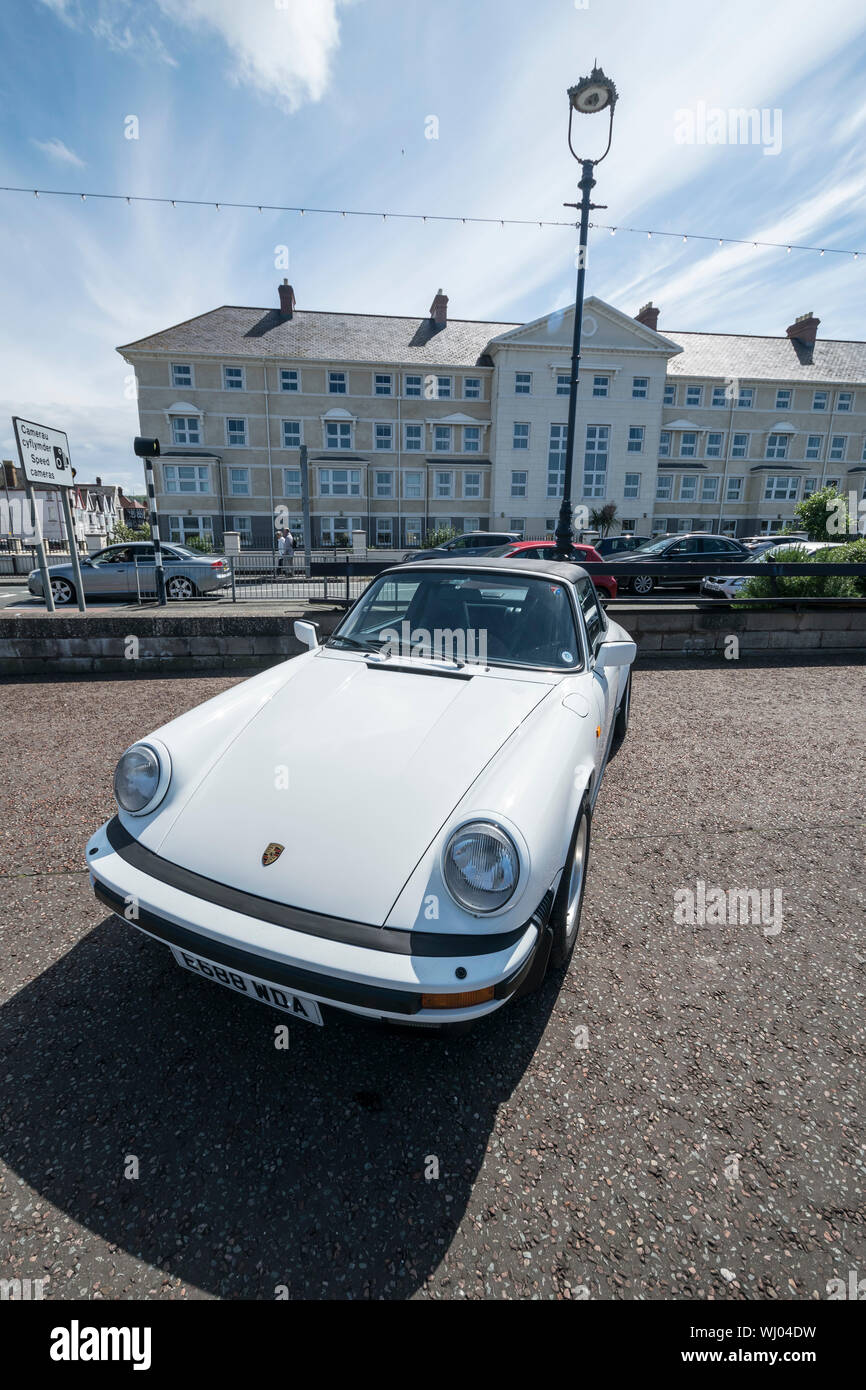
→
(12, 416, 74, 488)
(9, 415, 86, 613)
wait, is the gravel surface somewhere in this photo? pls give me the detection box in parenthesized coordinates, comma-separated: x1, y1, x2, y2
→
(0, 659, 863, 1300)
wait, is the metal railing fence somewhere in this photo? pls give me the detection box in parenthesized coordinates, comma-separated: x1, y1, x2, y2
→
(7, 543, 866, 610)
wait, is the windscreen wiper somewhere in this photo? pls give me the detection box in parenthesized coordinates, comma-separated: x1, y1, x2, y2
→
(412, 648, 465, 669)
(327, 635, 385, 654)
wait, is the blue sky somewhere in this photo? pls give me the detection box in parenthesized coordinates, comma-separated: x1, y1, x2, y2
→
(1, 0, 865, 491)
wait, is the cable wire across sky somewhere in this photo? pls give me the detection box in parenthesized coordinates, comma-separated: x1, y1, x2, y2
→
(0, 183, 862, 260)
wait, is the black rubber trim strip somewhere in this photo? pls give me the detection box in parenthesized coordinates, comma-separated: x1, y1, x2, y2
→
(361, 662, 473, 680)
(104, 816, 530, 958)
(93, 880, 539, 1017)
(94, 881, 419, 1014)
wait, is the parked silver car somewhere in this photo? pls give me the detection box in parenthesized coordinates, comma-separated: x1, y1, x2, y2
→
(700, 541, 843, 599)
(28, 542, 232, 605)
(400, 531, 522, 564)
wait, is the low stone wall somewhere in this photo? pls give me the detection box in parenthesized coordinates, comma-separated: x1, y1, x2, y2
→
(0, 610, 345, 676)
(0, 604, 863, 676)
(613, 603, 866, 657)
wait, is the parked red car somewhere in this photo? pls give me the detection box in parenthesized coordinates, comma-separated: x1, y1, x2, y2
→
(486, 540, 618, 599)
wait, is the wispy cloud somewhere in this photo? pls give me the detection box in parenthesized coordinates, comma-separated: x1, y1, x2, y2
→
(154, 0, 349, 112)
(31, 136, 85, 167)
(39, 0, 349, 110)
(90, 11, 177, 67)
(10, 0, 866, 490)
(37, 0, 77, 19)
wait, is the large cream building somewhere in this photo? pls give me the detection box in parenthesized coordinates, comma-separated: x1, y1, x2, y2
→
(118, 283, 866, 548)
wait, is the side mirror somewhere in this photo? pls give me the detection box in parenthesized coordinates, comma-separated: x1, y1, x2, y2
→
(294, 619, 319, 651)
(595, 639, 636, 670)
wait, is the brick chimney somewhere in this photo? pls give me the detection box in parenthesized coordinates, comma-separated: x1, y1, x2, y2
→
(278, 280, 296, 320)
(430, 289, 448, 329)
(635, 301, 659, 331)
(786, 311, 820, 349)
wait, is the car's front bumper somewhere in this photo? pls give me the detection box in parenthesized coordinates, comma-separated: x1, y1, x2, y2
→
(701, 579, 739, 598)
(86, 817, 551, 1026)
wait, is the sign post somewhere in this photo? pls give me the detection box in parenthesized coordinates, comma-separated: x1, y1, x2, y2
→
(23, 477, 54, 612)
(59, 487, 87, 612)
(12, 416, 85, 613)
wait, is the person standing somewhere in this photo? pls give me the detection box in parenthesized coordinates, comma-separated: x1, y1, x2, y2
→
(275, 528, 286, 578)
(282, 527, 295, 576)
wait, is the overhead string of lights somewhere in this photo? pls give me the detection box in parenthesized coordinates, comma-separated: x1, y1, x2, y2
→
(1, 183, 861, 260)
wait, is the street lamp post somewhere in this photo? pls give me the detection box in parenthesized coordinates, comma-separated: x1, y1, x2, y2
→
(133, 435, 167, 606)
(554, 66, 618, 558)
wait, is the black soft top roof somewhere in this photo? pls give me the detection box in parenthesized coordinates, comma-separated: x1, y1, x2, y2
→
(382, 555, 590, 583)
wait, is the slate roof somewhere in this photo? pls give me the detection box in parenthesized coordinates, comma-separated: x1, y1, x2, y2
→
(117, 302, 866, 384)
(664, 331, 866, 384)
(118, 307, 520, 367)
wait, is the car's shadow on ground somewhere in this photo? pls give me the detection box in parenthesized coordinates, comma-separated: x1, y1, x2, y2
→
(0, 914, 560, 1299)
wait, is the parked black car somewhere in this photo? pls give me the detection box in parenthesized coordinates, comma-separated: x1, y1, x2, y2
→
(609, 532, 750, 595)
(400, 531, 522, 563)
(595, 535, 649, 557)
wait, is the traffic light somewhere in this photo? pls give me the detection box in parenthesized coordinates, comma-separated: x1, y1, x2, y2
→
(133, 436, 161, 457)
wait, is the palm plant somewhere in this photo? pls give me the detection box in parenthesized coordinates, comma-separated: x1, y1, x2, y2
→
(589, 503, 618, 538)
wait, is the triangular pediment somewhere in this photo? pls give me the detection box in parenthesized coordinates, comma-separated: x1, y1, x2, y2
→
(487, 296, 682, 357)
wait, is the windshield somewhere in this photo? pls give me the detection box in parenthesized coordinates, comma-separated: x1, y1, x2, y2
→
(718, 545, 805, 576)
(756, 543, 812, 562)
(629, 536, 675, 555)
(329, 568, 583, 670)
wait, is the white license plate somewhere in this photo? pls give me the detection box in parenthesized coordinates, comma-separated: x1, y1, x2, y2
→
(170, 946, 324, 1025)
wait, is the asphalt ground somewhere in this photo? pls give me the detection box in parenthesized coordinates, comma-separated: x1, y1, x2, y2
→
(0, 658, 863, 1300)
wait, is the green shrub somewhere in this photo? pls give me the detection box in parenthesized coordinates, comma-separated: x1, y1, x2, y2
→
(186, 534, 213, 554)
(737, 543, 859, 600)
(829, 537, 866, 596)
(423, 525, 458, 548)
(110, 522, 151, 543)
(793, 486, 857, 542)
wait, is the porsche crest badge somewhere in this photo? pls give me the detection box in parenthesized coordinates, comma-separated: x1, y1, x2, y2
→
(261, 842, 285, 867)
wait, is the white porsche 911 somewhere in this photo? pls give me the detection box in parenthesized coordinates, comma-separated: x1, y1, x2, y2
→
(86, 558, 636, 1033)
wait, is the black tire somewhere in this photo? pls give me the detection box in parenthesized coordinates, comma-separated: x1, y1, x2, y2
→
(549, 795, 591, 969)
(630, 574, 655, 596)
(166, 575, 197, 600)
(613, 670, 632, 742)
(49, 576, 76, 606)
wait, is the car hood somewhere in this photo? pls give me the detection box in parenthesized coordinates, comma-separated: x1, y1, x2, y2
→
(149, 651, 555, 924)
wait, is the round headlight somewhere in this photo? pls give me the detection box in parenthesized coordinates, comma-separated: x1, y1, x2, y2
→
(443, 821, 520, 914)
(114, 744, 163, 814)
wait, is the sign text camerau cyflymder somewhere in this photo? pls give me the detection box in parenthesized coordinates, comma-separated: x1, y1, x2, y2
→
(12, 416, 73, 488)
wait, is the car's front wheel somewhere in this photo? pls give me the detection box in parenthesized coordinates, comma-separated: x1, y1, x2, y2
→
(50, 577, 76, 605)
(549, 796, 591, 969)
(629, 574, 655, 596)
(166, 575, 197, 600)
